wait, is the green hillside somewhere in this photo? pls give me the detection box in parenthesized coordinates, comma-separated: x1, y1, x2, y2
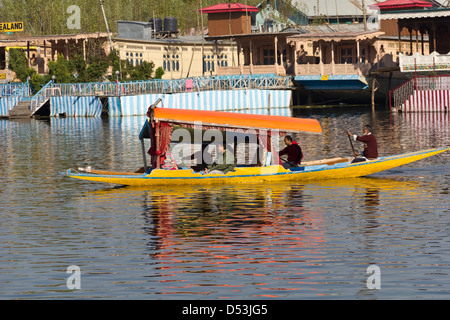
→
(0, 0, 262, 35)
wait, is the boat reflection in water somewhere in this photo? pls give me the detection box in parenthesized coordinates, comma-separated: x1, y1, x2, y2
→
(86, 176, 428, 298)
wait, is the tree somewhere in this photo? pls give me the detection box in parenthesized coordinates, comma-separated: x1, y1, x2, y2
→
(8, 49, 36, 82)
(29, 73, 51, 93)
(154, 67, 164, 79)
(48, 54, 73, 83)
(7, 49, 51, 92)
(8, 44, 163, 88)
(0, 0, 262, 35)
(69, 54, 87, 82)
(128, 61, 155, 81)
(84, 57, 109, 82)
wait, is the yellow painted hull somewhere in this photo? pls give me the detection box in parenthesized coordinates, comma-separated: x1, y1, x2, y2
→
(64, 147, 449, 186)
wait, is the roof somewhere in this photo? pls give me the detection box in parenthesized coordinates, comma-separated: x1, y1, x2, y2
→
(298, 0, 380, 18)
(287, 28, 384, 41)
(150, 108, 322, 134)
(379, 6, 450, 19)
(371, 0, 433, 10)
(199, 3, 259, 14)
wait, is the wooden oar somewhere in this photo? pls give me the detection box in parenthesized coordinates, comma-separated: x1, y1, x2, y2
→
(347, 130, 356, 158)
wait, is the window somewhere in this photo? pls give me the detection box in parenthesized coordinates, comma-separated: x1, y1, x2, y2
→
(163, 54, 180, 72)
(341, 48, 353, 64)
(203, 55, 215, 72)
(217, 55, 228, 67)
(360, 48, 367, 64)
(263, 49, 275, 65)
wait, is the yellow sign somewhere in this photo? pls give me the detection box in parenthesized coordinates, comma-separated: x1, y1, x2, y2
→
(321, 75, 329, 81)
(0, 74, 6, 79)
(0, 21, 24, 32)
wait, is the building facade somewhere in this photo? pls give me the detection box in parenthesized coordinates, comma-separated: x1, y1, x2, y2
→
(113, 35, 238, 80)
(0, 33, 110, 82)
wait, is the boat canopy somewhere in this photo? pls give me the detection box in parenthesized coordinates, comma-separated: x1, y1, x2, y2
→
(139, 99, 322, 169)
(149, 107, 322, 134)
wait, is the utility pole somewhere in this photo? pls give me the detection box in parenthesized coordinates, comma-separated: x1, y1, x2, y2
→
(100, 0, 114, 53)
(334, 0, 340, 30)
(362, 0, 367, 31)
(200, 0, 205, 76)
(100, 0, 120, 79)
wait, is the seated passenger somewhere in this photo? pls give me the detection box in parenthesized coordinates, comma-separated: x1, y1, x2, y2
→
(204, 143, 236, 174)
(161, 152, 178, 170)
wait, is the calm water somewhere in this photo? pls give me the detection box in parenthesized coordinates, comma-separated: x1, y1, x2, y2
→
(1, 106, 449, 300)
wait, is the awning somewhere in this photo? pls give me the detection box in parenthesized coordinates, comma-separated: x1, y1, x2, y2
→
(150, 107, 322, 134)
(294, 75, 369, 91)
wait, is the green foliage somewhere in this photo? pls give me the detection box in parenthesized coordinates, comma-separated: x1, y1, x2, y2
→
(69, 54, 88, 82)
(8, 49, 49, 92)
(9, 48, 163, 89)
(48, 54, 73, 83)
(4, 0, 263, 85)
(85, 57, 109, 82)
(128, 61, 155, 81)
(8, 49, 36, 82)
(29, 73, 50, 93)
(0, 0, 262, 35)
(154, 67, 165, 79)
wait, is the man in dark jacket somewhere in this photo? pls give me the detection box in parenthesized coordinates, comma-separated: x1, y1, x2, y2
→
(204, 143, 236, 174)
(347, 125, 378, 160)
(279, 135, 303, 168)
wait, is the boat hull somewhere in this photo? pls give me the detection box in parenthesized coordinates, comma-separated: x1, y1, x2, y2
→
(64, 147, 449, 186)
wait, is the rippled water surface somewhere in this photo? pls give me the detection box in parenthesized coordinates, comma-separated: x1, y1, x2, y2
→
(1, 107, 449, 300)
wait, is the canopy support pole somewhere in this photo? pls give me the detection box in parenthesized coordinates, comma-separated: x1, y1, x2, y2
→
(140, 138, 148, 172)
(155, 122, 161, 169)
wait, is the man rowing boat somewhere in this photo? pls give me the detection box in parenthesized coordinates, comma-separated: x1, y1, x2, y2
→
(347, 125, 378, 161)
(279, 135, 303, 169)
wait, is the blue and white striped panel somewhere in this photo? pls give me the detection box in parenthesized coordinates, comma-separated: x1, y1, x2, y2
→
(108, 97, 121, 117)
(119, 94, 166, 116)
(86, 97, 102, 117)
(0, 96, 20, 117)
(51, 96, 72, 116)
(267, 90, 292, 117)
(114, 89, 292, 117)
(51, 96, 103, 117)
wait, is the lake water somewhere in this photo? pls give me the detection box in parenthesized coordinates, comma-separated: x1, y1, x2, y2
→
(1, 106, 449, 300)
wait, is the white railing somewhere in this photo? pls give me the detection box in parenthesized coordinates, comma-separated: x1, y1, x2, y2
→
(0, 82, 31, 98)
(390, 75, 450, 110)
(30, 80, 54, 113)
(44, 75, 292, 97)
(415, 75, 450, 90)
(295, 63, 366, 76)
(399, 52, 450, 73)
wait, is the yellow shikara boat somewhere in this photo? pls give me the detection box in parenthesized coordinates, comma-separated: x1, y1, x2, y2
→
(63, 100, 449, 187)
